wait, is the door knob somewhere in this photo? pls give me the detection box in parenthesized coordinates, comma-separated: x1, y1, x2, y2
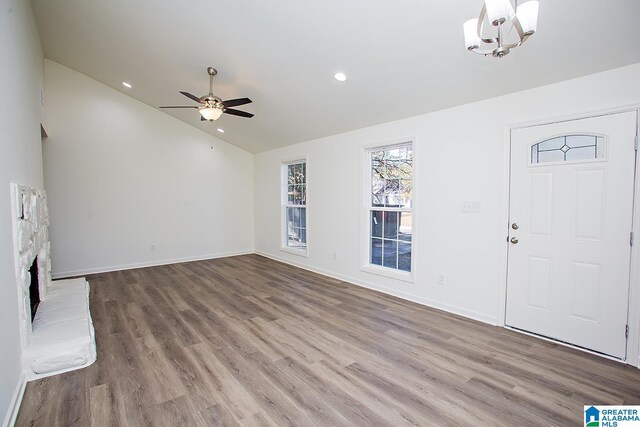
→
(510, 237, 519, 244)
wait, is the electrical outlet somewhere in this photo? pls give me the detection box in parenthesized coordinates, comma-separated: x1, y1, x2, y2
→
(437, 274, 445, 286)
(332, 252, 337, 261)
(150, 244, 156, 253)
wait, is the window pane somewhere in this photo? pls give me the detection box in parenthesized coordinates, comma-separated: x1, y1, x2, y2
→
(383, 178, 400, 194)
(566, 135, 597, 148)
(293, 185, 304, 204)
(384, 179, 400, 207)
(386, 159, 402, 178)
(537, 150, 564, 163)
(288, 164, 295, 185)
(383, 239, 397, 269)
(371, 211, 383, 238)
(406, 147, 413, 161)
(383, 212, 398, 239)
(300, 228, 307, 244)
(398, 212, 412, 241)
(398, 242, 412, 272)
(299, 184, 306, 203)
(370, 238, 383, 265)
(288, 185, 295, 204)
(287, 207, 294, 226)
(565, 146, 597, 161)
(301, 163, 306, 184)
(300, 208, 306, 228)
(537, 136, 565, 151)
(400, 179, 413, 208)
(387, 148, 400, 160)
(371, 150, 384, 161)
(372, 160, 384, 180)
(293, 207, 300, 228)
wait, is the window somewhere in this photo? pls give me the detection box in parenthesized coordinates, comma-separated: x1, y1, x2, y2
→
(531, 134, 605, 164)
(282, 160, 307, 252)
(368, 144, 413, 272)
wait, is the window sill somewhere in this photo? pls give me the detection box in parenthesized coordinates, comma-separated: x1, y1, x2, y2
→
(280, 246, 308, 258)
(360, 264, 414, 283)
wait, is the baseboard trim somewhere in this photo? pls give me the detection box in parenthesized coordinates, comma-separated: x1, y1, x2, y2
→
(254, 250, 498, 326)
(3, 372, 25, 427)
(51, 250, 254, 279)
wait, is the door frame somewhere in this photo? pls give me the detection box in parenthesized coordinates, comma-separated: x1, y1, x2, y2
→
(498, 104, 640, 367)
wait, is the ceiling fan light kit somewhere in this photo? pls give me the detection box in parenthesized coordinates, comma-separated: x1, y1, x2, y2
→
(464, 0, 539, 58)
(159, 66, 254, 121)
(199, 106, 223, 121)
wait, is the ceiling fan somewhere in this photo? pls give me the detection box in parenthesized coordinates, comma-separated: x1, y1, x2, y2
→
(160, 67, 253, 121)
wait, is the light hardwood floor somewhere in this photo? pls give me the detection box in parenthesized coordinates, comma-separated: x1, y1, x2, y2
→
(15, 254, 640, 426)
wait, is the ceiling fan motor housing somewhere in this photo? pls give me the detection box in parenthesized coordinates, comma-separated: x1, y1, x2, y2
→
(201, 94, 224, 109)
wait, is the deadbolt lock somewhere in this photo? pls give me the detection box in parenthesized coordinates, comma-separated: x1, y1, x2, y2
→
(511, 223, 519, 230)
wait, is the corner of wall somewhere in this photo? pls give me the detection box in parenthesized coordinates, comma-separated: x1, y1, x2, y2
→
(2, 373, 26, 427)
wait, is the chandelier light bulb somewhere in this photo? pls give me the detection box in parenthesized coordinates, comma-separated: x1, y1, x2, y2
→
(463, 19, 481, 50)
(516, 1, 539, 35)
(484, 0, 513, 26)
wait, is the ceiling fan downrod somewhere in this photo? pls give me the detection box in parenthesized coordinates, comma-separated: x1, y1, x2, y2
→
(207, 67, 217, 95)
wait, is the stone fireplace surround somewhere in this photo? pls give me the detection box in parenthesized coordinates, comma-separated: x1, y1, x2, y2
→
(11, 183, 96, 379)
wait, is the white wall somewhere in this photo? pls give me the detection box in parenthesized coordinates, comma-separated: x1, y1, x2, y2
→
(0, 0, 45, 424)
(43, 60, 254, 277)
(255, 63, 640, 328)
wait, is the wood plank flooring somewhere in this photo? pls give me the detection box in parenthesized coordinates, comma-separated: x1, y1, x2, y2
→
(15, 254, 640, 426)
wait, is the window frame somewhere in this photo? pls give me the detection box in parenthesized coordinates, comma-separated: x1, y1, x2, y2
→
(361, 139, 416, 282)
(281, 157, 309, 257)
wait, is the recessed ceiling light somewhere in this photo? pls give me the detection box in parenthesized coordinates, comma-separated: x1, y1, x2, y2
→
(334, 72, 347, 82)
(122, 82, 132, 88)
(217, 128, 225, 133)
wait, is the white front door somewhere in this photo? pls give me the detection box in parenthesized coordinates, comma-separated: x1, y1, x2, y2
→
(506, 111, 638, 359)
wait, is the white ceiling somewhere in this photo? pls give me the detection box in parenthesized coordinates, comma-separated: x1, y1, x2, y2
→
(32, 0, 640, 153)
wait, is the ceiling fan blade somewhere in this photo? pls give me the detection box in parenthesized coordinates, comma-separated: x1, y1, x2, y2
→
(223, 108, 254, 118)
(179, 91, 202, 103)
(159, 106, 199, 109)
(222, 98, 252, 108)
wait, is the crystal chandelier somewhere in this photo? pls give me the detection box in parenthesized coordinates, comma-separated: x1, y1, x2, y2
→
(464, 0, 539, 58)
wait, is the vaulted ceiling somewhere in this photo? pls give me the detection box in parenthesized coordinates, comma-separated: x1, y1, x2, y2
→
(32, 0, 640, 153)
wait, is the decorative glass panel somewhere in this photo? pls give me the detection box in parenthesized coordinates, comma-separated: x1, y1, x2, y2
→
(531, 135, 604, 164)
